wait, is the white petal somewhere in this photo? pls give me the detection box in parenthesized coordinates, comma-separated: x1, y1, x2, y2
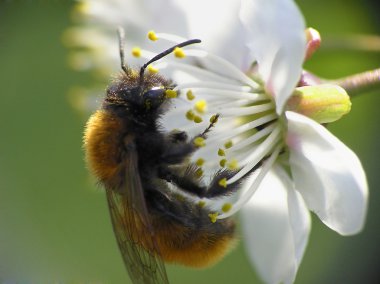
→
(286, 111, 368, 235)
(143, 0, 190, 36)
(172, 0, 249, 68)
(241, 165, 311, 284)
(240, 0, 306, 113)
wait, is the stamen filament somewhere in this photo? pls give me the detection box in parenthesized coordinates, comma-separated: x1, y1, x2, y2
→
(154, 61, 239, 85)
(174, 82, 254, 92)
(206, 99, 254, 111)
(221, 102, 275, 116)
(184, 49, 260, 89)
(174, 87, 267, 100)
(165, 98, 261, 116)
(227, 124, 281, 184)
(205, 113, 278, 145)
(229, 123, 277, 152)
(155, 33, 187, 44)
(217, 144, 282, 219)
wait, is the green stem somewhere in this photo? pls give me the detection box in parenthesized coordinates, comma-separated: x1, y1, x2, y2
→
(332, 68, 380, 97)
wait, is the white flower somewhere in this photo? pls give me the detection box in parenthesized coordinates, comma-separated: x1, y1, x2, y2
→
(67, 0, 369, 283)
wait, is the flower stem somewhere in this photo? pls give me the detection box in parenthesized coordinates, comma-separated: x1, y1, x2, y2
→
(332, 68, 380, 97)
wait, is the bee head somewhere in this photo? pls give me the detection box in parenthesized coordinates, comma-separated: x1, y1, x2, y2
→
(105, 72, 170, 112)
(105, 28, 200, 114)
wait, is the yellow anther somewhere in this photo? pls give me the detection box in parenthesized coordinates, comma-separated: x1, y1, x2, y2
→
(219, 159, 227, 167)
(208, 212, 219, 223)
(218, 148, 226, 156)
(186, 90, 195, 100)
(175, 194, 185, 202)
(131, 47, 141, 57)
(174, 47, 186, 58)
(147, 64, 159, 73)
(227, 159, 239, 170)
(195, 168, 204, 178)
(165, 89, 177, 98)
(210, 114, 219, 124)
(194, 100, 207, 114)
(194, 137, 206, 147)
(196, 158, 205, 166)
(147, 30, 158, 41)
(193, 115, 203, 123)
(186, 110, 195, 121)
(224, 140, 233, 149)
(218, 178, 227, 188)
(198, 200, 206, 208)
(222, 203, 232, 213)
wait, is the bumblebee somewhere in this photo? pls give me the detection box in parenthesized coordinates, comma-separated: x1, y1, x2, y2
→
(83, 28, 246, 284)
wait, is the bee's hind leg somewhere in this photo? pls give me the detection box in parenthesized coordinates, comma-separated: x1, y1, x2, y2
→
(157, 164, 208, 198)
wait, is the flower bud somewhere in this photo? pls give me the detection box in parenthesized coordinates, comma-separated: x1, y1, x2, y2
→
(286, 84, 351, 123)
(305, 27, 321, 61)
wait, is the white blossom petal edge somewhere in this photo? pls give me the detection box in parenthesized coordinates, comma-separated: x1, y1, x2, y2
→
(286, 111, 368, 235)
(240, 0, 306, 113)
(242, 165, 311, 284)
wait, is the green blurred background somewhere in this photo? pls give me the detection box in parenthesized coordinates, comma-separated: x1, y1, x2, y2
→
(0, 0, 379, 283)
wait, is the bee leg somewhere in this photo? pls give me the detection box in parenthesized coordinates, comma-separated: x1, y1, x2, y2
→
(168, 130, 188, 143)
(157, 165, 208, 198)
(160, 142, 196, 164)
(158, 167, 243, 199)
(161, 114, 220, 163)
(198, 113, 220, 139)
(205, 160, 264, 198)
(204, 169, 243, 198)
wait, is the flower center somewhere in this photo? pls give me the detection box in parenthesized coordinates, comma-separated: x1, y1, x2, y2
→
(133, 31, 285, 220)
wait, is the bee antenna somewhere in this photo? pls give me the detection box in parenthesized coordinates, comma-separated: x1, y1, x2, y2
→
(117, 27, 129, 74)
(138, 38, 201, 87)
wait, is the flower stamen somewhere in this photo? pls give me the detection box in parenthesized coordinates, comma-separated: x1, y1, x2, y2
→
(193, 115, 203, 123)
(149, 32, 187, 44)
(194, 99, 207, 113)
(221, 102, 275, 117)
(208, 212, 219, 223)
(227, 124, 281, 184)
(222, 203, 232, 213)
(217, 144, 282, 219)
(165, 89, 178, 98)
(147, 30, 159, 41)
(229, 123, 277, 152)
(205, 113, 278, 145)
(147, 64, 159, 73)
(196, 158, 205, 166)
(186, 90, 195, 100)
(131, 47, 142, 57)
(174, 47, 186, 58)
(183, 49, 260, 89)
(227, 159, 239, 170)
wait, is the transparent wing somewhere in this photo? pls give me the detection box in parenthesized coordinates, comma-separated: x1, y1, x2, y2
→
(105, 146, 169, 284)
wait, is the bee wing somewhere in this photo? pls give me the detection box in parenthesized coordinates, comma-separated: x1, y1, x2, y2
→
(106, 147, 169, 284)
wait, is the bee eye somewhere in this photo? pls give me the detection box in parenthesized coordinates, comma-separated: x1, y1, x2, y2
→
(143, 88, 165, 108)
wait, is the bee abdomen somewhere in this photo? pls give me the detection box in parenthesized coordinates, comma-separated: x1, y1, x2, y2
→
(153, 218, 237, 268)
(83, 110, 130, 188)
